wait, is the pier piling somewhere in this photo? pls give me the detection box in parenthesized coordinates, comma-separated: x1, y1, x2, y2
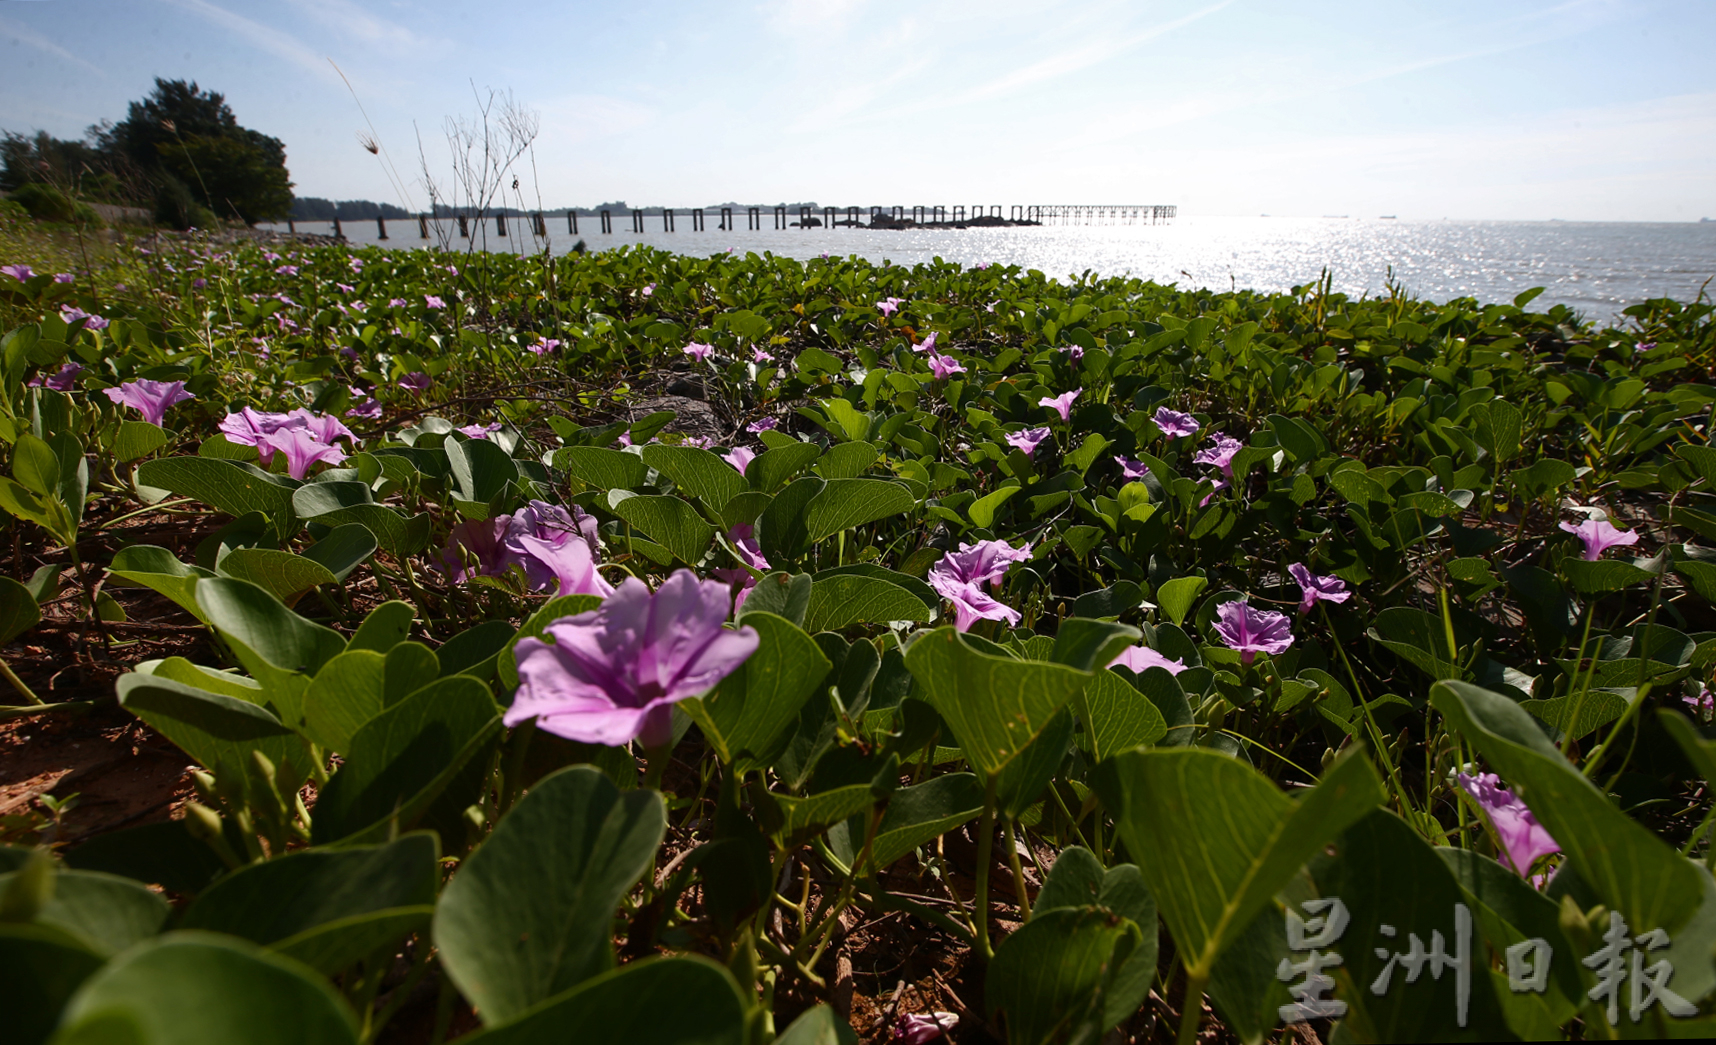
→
(748, 207, 760, 230)
(568, 211, 579, 234)
(287, 218, 295, 233)
(663, 209, 675, 232)
(720, 207, 733, 231)
(600, 210, 612, 234)
(377, 216, 388, 240)
(333, 216, 343, 238)
(533, 212, 547, 237)
(631, 209, 644, 234)
(496, 214, 507, 236)
(773, 206, 786, 230)
(457, 215, 468, 238)
(419, 215, 429, 238)
(693, 208, 705, 231)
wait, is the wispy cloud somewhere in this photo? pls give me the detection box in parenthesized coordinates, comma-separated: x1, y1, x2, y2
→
(284, 0, 430, 49)
(155, 0, 339, 82)
(763, 0, 873, 32)
(0, 14, 105, 76)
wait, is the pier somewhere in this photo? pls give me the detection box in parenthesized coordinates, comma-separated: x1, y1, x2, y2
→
(285, 203, 1174, 241)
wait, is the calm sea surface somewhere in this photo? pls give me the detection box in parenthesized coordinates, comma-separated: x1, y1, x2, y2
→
(259, 215, 1716, 321)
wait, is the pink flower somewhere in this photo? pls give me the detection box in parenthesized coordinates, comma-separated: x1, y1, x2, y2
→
(728, 524, 770, 572)
(53, 272, 74, 283)
(642, 283, 656, 297)
(1684, 681, 1712, 720)
(336, 282, 355, 293)
(424, 295, 446, 309)
(724, 446, 756, 475)
(683, 435, 715, 449)
(346, 395, 382, 420)
(752, 346, 774, 364)
(1193, 432, 1245, 477)
(877, 297, 904, 317)
(259, 427, 348, 480)
(746, 417, 779, 434)
(1634, 341, 1657, 355)
(1059, 344, 1085, 362)
(41, 362, 86, 391)
(1039, 389, 1081, 423)
(1558, 518, 1638, 561)
(458, 422, 503, 440)
(442, 501, 608, 598)
(893, 1012, 959, 1044)
(399, 372, 431, 394)
(928, 353, 965, 379)
(1114, 455, 1149, 481)
(389, 298, 407, 308)
(927, 540, 1031, 632)
(1211, 599, 1293, 664)
(2, 264, 35, 281)
(104, 379, 193, 426)
(529, 338, 562, 356)
(684, 342, 714, 362)
(1457, 772, 1560, 878)
(1006, 427, 1051, 456)
(60, 306, 108, 330)
(349, 257, 364, 273)
(912, 332, 938, 354)
(275, 265, 299, 276)
(1288, 563, 1351, 615)
(1109, 645, 1187, 675)
(506, 570, 760, 747)
(1152, 407, 1200, 439)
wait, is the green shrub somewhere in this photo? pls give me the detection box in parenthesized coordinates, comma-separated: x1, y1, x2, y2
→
(9, 181, 101, 225)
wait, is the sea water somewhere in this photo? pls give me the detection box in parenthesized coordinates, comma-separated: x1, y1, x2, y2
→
(259, 214, 1716, 321)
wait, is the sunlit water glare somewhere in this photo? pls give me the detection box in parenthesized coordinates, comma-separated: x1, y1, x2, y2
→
(259, 215, 1716, 320)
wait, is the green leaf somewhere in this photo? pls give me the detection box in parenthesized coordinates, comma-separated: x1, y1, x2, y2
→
(1032, 846, 1155, 925)
(738, 572, 812, 628)
(1470, 399, 1523, 465)
(215, 547, 336, 607)
(0, 575, 43, 645)
(455, 957, 746, 1045)
(859, 773, 987, 869)
(300, 523, 378, 583)
(987, 907, 1151, 1045)
(967, 485, 1020, 528)
(436, 619, 517, 682)
(1431, 680, 1705, 942)
(300, 650, 387, 754)
(1560, 558, 1656, 594)
(384, 642, 440, 706)
(612, 494, 715, 565)
(770, 785, 876, 846)
(52, 932, 358, 1045)
(498, 595, 605, 692)
(996, 709, 1074, 818)
(311, 675, 502, 844)
(1660, 708, 1716, 786)
(196, 578, 347, 729)
(134, 657, 262, 702)
(813, 441, 878, 480)
(292, 483, 431, 556)
(107, 545, 215, 624)
(1509, 458, 1575, 501)
(641, 444, 746, 510)
(1094, 745, 1383, 979)
(0, 868, 168, 957)
(0, 923, 105, 1045)
(803, 478, 915, 542)
(905, 627, 1093, 778)
(758, 476, 824, 562)
(348, 601, 416, 654)
(684, 613, 831, 773)
(1082, 667, 1168, 762)
(747, 442, 822, 494)
(181, 833, 436, 973)
(113, 421, 171, 463)
(116, 673, 315, 793)
(137, 457, 299, 539)
(553, 446, 646, 490)
(1156, 576, 1207, 628)
(803, 573, 931, 632)
(1048, 617, 1141, 674)
(12, 432, 59, 496)
(1306, 810, 1516, 1042)
(446, 436, 519, 504)
(773, 1005, 858, 1045)
(63, 821, 226, 896)
(811, 564, 939, 611)
(434, 766, 666, 1026)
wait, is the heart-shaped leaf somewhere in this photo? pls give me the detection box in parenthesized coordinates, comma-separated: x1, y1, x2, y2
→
(0, 867, 169, 957)
(803, 478, 915, 542)
(611, 494, 715, 565)
(300, 650, 387, 753)
(987, 907, 1151, 1045)
(553, 446, 646, 490)
(684, 612, 831, 773)
(300, 523, 378, 582)
(138, 457, 299, 539)
(106, 546, 214, 624)
(117, 673, 316, 793)
(196, 578, 347, 729)
(803, 573, 931, 632)
(292, 482, 430, 555)
(0, 575, 43, 645)
(434, 766, 666, 1026)
(641, 444, 746, 510)
(456, 956, 746, 1045)
(113, 421, 171, 462)
(215, 548, 337, 607)
(748, 442, 822, 493)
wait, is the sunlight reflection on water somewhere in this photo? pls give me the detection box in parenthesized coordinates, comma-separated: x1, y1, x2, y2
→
(260, 215, 1716, 320)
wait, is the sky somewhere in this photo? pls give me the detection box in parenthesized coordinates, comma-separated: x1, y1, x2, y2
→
(2, 0, 1714, 221)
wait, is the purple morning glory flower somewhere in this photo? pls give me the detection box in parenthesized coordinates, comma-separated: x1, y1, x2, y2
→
(1109, 645, 1187, 675)
(1006, 427, 1052, 456)
(724, 446, 756, 475)
(746, 417, 779, 434)
(349, 257, 364, 272)
(928, 353, 966, 379)
(1059, 344, 1085, 362)
(912, 332, 938, 354)
(1288, 563, 1351, 615)
(389, 297, 407, 308)
(104, 379, 194, 426)
(1211, 598, 1293, 664)
(892, 1011, 959, 1044)
(336, 282, 355, 293)
(1457, 771, 1560, 877)
(1558, 518, 1638, 561)
(1152, 407, 1200, 439)
(1634, 341, 1657, 355)
(506, 570, 760, 747)
(260, 427, 348, 480)
(41, 362, 86, 391)
(399, 372, 431, 394)
(529, 338, 562, 356)
(2, 264, 35, 281)
(682, 435, 715, 449)
(877, 297, 904, 317)
(53, 272, 74, 283)
(729, 523, 770, 572)
(219, 407, 293, 461)
(275, 265, 299, 276)
(424, 295, 446, 309)
(752, 346, 774, 364)
(60, 306, 108, 330)
(1193, 431, 1245, 477)
(346, 396, 382, 420)
(927, 539, 1031, 632)
(1114, 455, 1149, 481)
(442, 501, 610, 598)
(684, 341, 714, 362)
(1685, 681, 1712, 719)
(458, 422, 504, 440)
(642, 283, 656, 297)
(1039, 388, 1081, 423)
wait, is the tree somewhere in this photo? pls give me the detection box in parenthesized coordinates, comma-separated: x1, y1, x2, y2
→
(107, 78, 293, 226)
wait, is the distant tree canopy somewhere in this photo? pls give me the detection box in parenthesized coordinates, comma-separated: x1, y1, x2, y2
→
(0, 78, 292, 228)
(291, 198, 413, 221)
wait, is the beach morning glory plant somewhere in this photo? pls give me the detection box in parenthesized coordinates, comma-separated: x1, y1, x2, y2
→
(928, 539, 1032, 631)
(506, 570, 760, 748)
(104, 379, 194, 426)
(1212, 599, 1293, 664)
(1559, 517, 1638, 560)
(1457, 771, 1560, 877)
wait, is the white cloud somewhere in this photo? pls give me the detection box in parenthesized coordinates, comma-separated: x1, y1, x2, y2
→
(155, 0, 340, 83)
(763, 0, 872, 31)
(0, 14, 105, 76)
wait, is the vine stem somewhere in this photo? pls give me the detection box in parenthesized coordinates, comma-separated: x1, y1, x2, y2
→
(1176, 969, 1208, 1045)
(1003, 817, 1030, 922)
(973, 773, 999, 961)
